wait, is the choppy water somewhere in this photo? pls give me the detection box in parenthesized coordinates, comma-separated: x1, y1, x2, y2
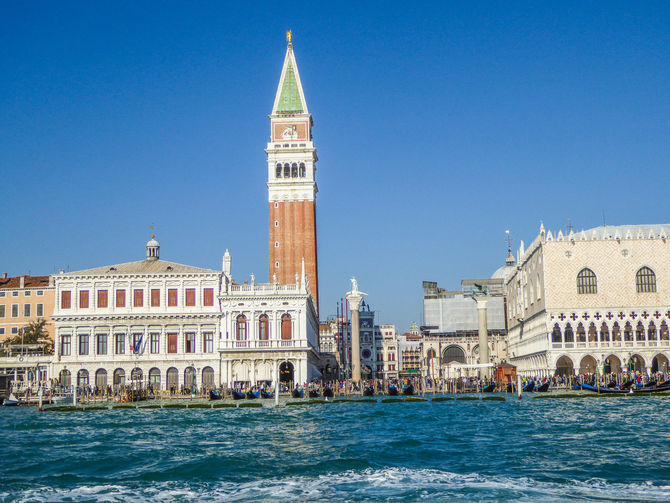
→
(1, 395, 669, 502)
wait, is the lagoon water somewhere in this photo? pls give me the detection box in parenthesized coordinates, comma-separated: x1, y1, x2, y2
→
(1, 395, 670, 502)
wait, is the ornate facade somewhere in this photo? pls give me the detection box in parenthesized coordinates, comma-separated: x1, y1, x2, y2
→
(506, 224, 670, 376)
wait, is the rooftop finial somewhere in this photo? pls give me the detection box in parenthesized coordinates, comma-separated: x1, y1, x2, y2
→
(286, 30, 292, 45)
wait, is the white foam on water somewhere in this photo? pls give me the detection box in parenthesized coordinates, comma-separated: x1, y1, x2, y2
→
(3, 468, 670, 502)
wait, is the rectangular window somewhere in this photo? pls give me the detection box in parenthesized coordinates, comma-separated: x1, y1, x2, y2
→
(24, 304, 30, 317)
(168, 289, 178, 306)
(133, 289, 143, 307)
(11, 327, 18, 335)
(150, 332, 160, 354)
(61, 291, 71, 309)
(78, 334, 89, 355)
(203, 332, 213, 353)
(36, 303, 43, 317)
(167, 333, 178, 353)
(151, 289, 160, 307)
(115, 334, 125, 354)
(0, 305, 5, 317)
(0, 292, 5, 297)
(12, 291, 18, 297)
(97, 334, 107, 355)
(98, 290, 108, 308)
(37, 290, 43, 296)
(185, 289, 195, 306)
(0, 328, 4, 335)
(11, 304, 18, 317)
(132, 333, 142, 353)
(79, 290, 89, 309)
(61, 335, 71, 356)
(25, 291, 31, 297)
(116, 290, 125, 307)
(185, 332, 196, 353)
(203, 288, 214, 306)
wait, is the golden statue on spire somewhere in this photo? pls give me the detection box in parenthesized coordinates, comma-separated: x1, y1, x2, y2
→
(286, 30, 292, 45)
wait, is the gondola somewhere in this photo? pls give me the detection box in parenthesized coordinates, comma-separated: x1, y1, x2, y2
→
(308, 389, 320, 398)
(619, 380, 635, 390)
(231, 390, 246, 400)
(292, 389, 304, 398)
(522, 381, 535, 392)
(536, 381, 550, 392)
(260, 390, 274, 399)
(387, 385, 399, 396)
(402, 384, 414, 396)
(581, 383, 670, 394)
(209, 390, 223, 400)
(322, 387, 334, 398)
(246, 389, 260, 399)
(482, 383, 496, 393)
(363, 386, 375, 396)
(506, 383, 515, 393)
(3, 394, 19, 406)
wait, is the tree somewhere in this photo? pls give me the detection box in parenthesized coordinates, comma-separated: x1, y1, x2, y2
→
(9, 319, 53, 354)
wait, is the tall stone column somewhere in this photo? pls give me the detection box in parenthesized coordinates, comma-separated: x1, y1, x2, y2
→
(345, 278, 366, 385)
(475, 297, 490, 378)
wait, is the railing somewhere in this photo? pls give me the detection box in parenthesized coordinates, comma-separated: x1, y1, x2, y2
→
(229, 283, 302, 294)
(220, 339, 304, 350)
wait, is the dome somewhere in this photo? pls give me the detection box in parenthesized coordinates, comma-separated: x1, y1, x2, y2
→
(146, 234, 160, 261)
(146, 238, 159, 247)
(491, 264, 514, 280)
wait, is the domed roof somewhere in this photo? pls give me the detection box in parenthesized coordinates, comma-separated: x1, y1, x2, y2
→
(491, 264, 514, 280)
(147, 236, 159, 247)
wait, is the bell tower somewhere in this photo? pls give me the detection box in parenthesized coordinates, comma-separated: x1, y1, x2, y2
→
(267, 32, 319, 313)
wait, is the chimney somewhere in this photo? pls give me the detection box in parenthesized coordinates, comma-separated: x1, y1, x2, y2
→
(1, 273, 6, 279)
(20, 276, 25, 288)
(49, 275, 54, 287)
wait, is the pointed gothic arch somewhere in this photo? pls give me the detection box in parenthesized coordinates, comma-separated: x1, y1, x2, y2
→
(636, 266, 657, 293)
(564, 323, 574, 343)
(551, 323, 562, 343)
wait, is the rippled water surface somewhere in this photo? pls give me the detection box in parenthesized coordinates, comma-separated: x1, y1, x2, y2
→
(1, 395, 670, 501)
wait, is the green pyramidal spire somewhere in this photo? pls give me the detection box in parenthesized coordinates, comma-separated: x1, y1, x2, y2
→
(272, 40, 308, 115)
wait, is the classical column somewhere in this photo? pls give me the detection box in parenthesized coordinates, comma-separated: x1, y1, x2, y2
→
(474, 297, 490, 378)
(345, 278, 367, 384)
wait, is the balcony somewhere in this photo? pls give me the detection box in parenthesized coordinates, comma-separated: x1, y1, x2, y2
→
(219, 339, 307, 351)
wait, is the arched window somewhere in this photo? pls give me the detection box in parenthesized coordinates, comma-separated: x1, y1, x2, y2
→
(276, 163, 282, 178)
(564, 324, 574, 343)
(291, 163, 298, 177)
(149, 367, 161, 387)
(624, 322, 633, 341)
(283, 163, 290, 178)
(612, 322, 621, 341)
(661, 321, 669, 341)
(77, 369, 89, 386)
(636, 321, 645, 341)
(587, 323, 597, 342)
(551, 324, 562, 343)
(600, 322, 609, 342)
(258, 314, 269, 341)
(281, 313, 292, 340)
(59, 369, 71, 388)
(236, 315, 247, 340)
(299, 162, 306, 177)
(202, 367, 214, 388)
(577, 268, 597, 294)
(95, 368, 108, 388)
(442, 345, 466, 364)
(636, 267, 657, 293)
(648, 321, 657, 340)
(576, 323, 586, 343)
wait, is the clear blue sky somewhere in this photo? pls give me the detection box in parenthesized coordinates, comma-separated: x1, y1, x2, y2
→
(2, 2, 669, 331)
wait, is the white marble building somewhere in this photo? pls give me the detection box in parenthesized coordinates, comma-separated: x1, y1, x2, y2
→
(506, 223, 670, 377)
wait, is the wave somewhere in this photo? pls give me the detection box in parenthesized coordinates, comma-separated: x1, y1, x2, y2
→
(2, 467, 669, 502)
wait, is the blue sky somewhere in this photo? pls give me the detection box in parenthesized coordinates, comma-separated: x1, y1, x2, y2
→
(2, 2, 669, 331)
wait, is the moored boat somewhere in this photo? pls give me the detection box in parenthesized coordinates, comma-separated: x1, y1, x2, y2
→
(363, 386, 374, 396)
(308, 389, 320, 398)
(246, 389, 260, 399)
(323, 388, 334, 398)
(231, 390, 246, 400)
(387, 385, 399, 396)
(536, 381, 550, 392)
(260, 390, 274, 399)
(402, 384, 414, 396)
(522, 381, 535, 392)
(3, 393, 20, 406)
(292, 389, 304, 399)
(482, 383, 496, 393)
(209, 390, 222, 400)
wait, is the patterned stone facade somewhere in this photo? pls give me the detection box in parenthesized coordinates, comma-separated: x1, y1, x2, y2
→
(506, 224, 670, 376)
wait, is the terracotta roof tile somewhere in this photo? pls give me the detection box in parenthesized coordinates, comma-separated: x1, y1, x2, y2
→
(0, 275, 51, 290)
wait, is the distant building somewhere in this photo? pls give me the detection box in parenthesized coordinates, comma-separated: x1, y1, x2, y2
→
(506, 223, 670, 376)
(0, 273, 54, 346)
(379, 324, 398, 380)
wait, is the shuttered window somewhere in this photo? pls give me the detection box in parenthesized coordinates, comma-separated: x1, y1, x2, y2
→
(168, 289, 178, 307)
(185, 288, 195, 306)
(134, 289, 143, 307)
(97, 290, 108, 308)
(116, 290, 125, 307)
(167, 333, 178, 354)
(151, 289, 160, 307)
(203, 288, 214, 306)
(61, 291, 71, 309)
(79, 290, 89, 309)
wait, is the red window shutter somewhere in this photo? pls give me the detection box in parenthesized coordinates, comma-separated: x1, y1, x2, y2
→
(151, 289, 160, 307)
(116, 290, 125, 308)
(203, 288, 213, 306)
(185, 288, 195, 306)
(134, 289, 143, 307)
(79, 290, 89, 309)
(61, 291, 71, 309)
(168, 289, 177, 307)
(98, 290, 108, 308)
(168, 333, 178, 353)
